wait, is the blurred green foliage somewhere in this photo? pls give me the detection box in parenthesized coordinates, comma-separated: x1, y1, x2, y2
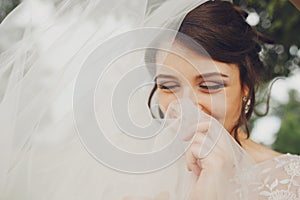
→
(272, 90, 300, 154)
(234, 0, 300, 154)
(234, 0, 300, 80)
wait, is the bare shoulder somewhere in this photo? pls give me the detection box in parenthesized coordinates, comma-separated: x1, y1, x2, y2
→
(259, 145, 284, 163)
(241, 137, 284, 163)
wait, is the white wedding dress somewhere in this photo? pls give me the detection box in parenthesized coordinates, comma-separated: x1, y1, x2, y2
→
(0, 0, 299, 199)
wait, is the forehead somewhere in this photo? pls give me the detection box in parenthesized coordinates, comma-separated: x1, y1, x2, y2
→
(156, 41, 239, 78)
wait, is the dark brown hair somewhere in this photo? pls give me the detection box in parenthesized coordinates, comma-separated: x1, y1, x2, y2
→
(147, 1, 273, 144)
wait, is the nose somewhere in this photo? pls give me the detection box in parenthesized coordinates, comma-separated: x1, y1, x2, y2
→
(180, 86, 203, 110)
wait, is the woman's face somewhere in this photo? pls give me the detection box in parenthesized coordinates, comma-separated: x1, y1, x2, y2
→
(156, 42, 248, 134)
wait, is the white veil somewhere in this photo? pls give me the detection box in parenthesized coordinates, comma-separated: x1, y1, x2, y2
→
(0, 0, 262, 199)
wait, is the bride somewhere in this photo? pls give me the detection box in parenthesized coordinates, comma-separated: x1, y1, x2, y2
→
(0, 0, 299, 199)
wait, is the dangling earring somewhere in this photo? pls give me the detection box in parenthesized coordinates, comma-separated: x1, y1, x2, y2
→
(243, 96, 251, 114)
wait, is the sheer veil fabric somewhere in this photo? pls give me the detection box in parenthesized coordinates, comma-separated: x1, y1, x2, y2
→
(0, 0, 299, 200)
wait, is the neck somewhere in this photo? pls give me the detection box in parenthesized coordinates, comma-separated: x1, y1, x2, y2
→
(237, 128, 282, 163)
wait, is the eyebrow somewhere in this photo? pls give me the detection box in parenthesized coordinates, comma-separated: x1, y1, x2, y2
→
(155, 74, 178, 80)
(155, 72, 229, 80)
(196, 72, 229, 79)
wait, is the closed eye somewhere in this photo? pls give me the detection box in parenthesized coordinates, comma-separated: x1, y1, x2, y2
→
(199, 82, 224, 90)
(159, 84, 179, 89)
(157, 81, 180, 92)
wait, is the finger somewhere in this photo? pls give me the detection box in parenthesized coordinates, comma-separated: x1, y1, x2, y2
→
(192, 131, 209, 144)
(193, 133, 217, 159)
(189, 132, 216, 159)
(185, 143, 202, 176)
(182, 121, 210, 141)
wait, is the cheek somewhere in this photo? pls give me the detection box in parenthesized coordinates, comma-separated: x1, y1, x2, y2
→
(201, 91, 242, 132)
(157, 91, 177, 112)
(157, 88, 243, 134)
(203, 93, 227, 121)
(222, 92, 243, 132)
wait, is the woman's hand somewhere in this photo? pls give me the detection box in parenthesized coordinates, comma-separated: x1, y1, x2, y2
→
(182, 112, 235, 199)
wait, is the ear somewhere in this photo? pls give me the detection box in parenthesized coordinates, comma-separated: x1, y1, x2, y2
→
(243, 85, 249, 98)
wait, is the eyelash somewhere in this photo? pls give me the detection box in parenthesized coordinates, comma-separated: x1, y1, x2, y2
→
(158, 82, 224, 92)
(199, 82, 224, 90)
(158, 84, 180, 90)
